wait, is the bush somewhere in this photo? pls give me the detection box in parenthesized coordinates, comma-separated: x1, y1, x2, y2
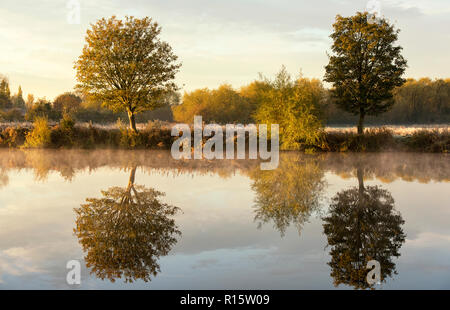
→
(50, 114, 77, 148)
(23, 117, 52, 148)
(0, 108, 25, 121)
(0, 127, 28, 147)
(323, 128, 395, 152)
(60, 113, 75, 131)
(404, 130, 449, 152)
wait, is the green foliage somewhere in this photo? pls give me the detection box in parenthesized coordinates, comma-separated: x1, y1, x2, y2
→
(75, 16, 181, 132)
(254, 66, 325, 150)
(324, 12, 407, 133)
(11, 86, 26, 109)
(0, 77, 12, 109)
(23, 117, 52, 148)
(25, 98, 60, 121)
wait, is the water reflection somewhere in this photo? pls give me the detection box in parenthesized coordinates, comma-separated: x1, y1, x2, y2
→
(0, 150, 447, 184)
(74, 166, 181, 283)
(250, 154, 325, 236)
(0, 149, 447, 288)
(0, 168, 8, 188)
(322, 164, 406, 289)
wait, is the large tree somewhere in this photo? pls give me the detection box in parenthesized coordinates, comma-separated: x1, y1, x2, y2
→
(75, 16, 181, 132)
(324, 12, 407, 134)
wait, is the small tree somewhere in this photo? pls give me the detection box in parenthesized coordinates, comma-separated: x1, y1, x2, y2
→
(324, 12, 407, 134)
(12, 86, 26, 109)
(75, 16, 181, 132)
(53, 92, 82, 115)
(0, 77, 12, 109)
(254, 66, 325, 150)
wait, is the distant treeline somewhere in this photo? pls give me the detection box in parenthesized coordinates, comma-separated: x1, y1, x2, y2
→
(173, 77, 450, 125)
(0, 76, 175, 123)
(1, 76, 449, 125)
(325, 78, 450, 125)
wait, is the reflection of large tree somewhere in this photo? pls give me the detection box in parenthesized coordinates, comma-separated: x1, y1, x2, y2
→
(250, 155, 325, 236)
(322, 166, 406, 289)
(0, 168, 8, 189)
(74, 166, 181, 283)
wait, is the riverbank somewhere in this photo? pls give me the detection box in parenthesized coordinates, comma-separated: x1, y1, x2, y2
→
(0, 123, 448, 152)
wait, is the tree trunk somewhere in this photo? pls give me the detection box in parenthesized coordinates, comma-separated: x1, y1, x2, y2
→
(357, 166, 365, 196)
(127, 110, 138, 133)
(128, 166, 136, 188)
(357, 110, 365, 135)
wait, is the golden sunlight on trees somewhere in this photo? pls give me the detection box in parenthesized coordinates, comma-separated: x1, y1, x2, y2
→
(74, 167, 181, 283)
(324, 12, 407, 134)
(322, 165, 406, 289)
(53, 92, 82, 115)
(75, 16, 181, 132)
(254, 66, 326, 150)
(172, 84, 253, 124)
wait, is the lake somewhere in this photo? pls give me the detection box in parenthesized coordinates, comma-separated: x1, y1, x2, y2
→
(0, 150, 448, 289)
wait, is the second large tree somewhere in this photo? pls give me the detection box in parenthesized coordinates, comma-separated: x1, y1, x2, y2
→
(324, 12, 407, 134)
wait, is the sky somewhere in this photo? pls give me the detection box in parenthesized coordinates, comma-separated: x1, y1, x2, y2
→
(0, 0, 449, 100)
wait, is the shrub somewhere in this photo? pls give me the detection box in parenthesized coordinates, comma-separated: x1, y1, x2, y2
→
(23, 117, 52, 148)
(60, 113, 75, 131)
(50, 114, 77, 148)
(323, 128, 395, 152)
(0, 127, 28, 147)
(0, 108, 25, 121)
(404, 130, 449, 152)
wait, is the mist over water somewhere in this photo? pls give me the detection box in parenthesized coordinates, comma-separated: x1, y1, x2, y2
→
(0, 150, 448, 289)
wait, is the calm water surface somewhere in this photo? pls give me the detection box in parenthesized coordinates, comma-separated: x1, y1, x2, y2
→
(0, 150, 448, 289)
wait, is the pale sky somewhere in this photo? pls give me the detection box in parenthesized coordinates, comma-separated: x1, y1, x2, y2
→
(0, 0, 449, 100)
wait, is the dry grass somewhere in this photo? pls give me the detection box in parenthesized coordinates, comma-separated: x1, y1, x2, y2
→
(325, 124, 449, 136)
(0, 121, 448, 152)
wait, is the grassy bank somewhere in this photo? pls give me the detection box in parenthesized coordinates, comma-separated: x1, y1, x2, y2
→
(0, 120, 448, 153)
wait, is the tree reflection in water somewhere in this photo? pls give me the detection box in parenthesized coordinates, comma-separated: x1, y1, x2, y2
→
(74, 166, 181, 283)
(250, 154, 325, 236)
(322, 165, 406, 289)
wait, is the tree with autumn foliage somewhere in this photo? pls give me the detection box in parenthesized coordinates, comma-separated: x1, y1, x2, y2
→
(324, 12, 407, 134)
(75, 16, 181, 132)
